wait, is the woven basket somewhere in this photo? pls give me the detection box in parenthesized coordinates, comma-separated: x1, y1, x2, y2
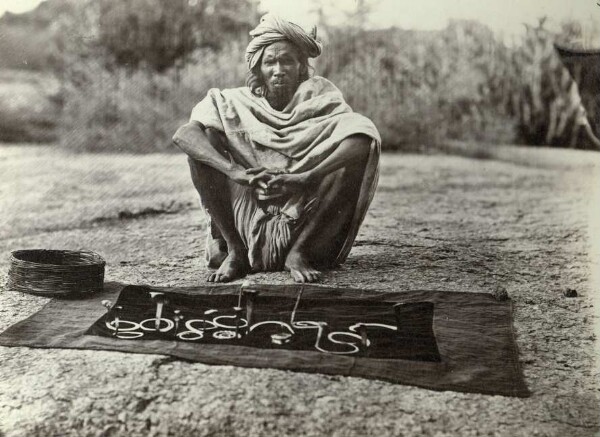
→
(7, 249, 105, 297)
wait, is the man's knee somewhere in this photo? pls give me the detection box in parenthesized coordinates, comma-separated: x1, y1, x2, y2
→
(345, 133, 372, 158)
(333, 134, 372, 176)
(342, 134, 371, 146)
(174, 122, 227, 150)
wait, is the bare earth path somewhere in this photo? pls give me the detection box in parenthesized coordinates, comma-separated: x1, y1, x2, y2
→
(0, 145, 598, 437)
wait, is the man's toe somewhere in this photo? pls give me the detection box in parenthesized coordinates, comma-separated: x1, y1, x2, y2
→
(291, 269, 305, 283)
(307, 269, 322, 282)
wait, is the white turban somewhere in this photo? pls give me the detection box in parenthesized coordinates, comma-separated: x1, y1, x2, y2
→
(245, 14, 322, 70)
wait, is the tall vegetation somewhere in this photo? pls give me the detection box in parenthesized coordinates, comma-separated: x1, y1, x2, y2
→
(95, 0, 255, 72)
(53, 0, 257, 152)
(320, 21, 520, 148)
(0, 0, 596, 151)
(505, 19, 594, 147)
(320, 18, 598, 149)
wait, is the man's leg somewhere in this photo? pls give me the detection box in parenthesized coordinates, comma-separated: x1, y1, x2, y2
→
(285, 143, 370, 283)
(187, 129, 249, 282)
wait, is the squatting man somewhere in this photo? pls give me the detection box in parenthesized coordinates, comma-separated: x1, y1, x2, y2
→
(173, 14, 381, 283)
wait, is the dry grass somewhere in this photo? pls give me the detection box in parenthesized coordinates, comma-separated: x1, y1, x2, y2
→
(0, 145, 197, 240)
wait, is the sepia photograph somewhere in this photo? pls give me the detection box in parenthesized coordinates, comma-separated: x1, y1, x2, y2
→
(0, 0, 598, 436)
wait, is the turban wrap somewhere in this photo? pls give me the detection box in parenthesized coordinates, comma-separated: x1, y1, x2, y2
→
(245, 14, 322, 70)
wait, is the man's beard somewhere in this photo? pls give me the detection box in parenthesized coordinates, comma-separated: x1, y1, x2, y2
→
(265, 83, 297, 110)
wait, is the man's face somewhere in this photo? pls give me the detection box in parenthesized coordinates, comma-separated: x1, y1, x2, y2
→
(260, 41, 303, 102)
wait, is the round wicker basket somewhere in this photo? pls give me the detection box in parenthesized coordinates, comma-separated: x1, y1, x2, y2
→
(7, 249, 106, 297)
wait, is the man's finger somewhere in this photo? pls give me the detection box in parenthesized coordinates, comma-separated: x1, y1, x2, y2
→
(249, 174, 262, 185)
(249, 174, 270, 186)
(245, 167, 266, 175)
(266, 176, 282, 186)
(250, 176, 269, 188)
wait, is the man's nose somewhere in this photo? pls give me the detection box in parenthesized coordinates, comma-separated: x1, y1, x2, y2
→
(273, 63, 285, 76)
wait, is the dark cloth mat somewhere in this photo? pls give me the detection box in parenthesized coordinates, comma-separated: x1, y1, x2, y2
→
(86, 285, 441, 362)
(0, 282, 530, 397)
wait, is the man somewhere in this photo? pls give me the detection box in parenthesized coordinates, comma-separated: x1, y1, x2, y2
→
(173, 14, 380, 283)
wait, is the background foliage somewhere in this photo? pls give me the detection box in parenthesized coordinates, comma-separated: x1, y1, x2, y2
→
(0, 0, 597, 151)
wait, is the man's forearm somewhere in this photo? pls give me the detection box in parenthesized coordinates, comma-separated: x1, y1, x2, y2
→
(172, 122, 242, 178)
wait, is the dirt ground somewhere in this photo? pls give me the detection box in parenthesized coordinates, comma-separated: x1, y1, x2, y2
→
(0, 144, 599, 437)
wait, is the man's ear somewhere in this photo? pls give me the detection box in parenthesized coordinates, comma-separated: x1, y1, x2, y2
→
(299, 62, 309, 79)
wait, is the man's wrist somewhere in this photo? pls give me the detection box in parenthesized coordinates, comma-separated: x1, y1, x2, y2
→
(229, 165, 248, 184)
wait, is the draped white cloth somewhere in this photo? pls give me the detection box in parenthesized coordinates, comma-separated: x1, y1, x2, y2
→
(189, 76, 380, 270)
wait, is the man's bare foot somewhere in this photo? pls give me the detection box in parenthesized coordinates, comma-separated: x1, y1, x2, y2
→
(206, 238, 228, 268)
(285, 250, 322, 283)
(207, 250, 249, 283)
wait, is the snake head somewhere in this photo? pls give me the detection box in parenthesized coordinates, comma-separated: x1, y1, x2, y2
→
(149, 291, 165, 300)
